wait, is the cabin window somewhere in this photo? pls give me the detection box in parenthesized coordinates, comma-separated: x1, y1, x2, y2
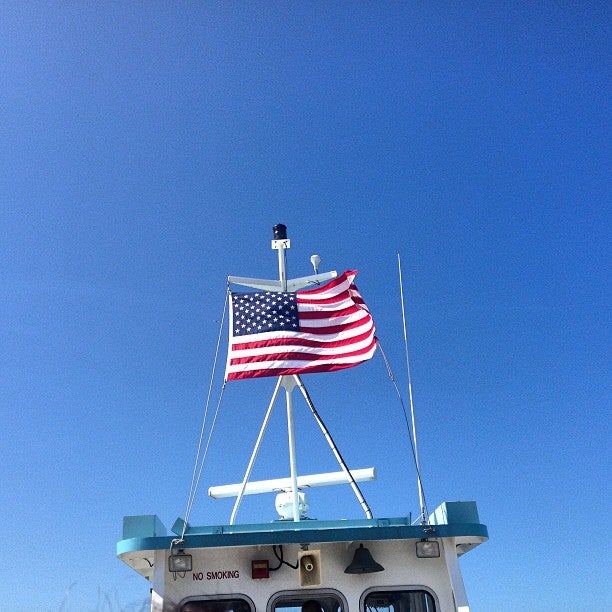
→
(363, 588, 436, 612)
(179, 598, 253, 612)
(270, 589, 346, 612)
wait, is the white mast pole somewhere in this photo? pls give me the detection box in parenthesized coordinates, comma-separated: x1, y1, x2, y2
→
(272, 225, 301, 522)
(398, 253, 428, 524)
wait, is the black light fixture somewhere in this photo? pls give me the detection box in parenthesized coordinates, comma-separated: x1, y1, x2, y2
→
(416, 539, 440, 558)
(344, 543, 384, 574)
(273, 224, 287, 240)
(168, 549, 192, 572)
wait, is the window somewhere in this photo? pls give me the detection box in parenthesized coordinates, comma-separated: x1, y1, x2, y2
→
(179, 598, 252, 612)
(271, 590, 345, 612)
(364, 589, 436, 612)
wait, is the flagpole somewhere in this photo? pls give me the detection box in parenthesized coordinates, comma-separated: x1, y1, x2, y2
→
(272, 224, 301, 522)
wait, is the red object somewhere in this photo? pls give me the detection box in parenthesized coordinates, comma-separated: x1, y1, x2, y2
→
(251, 559, 270, 579)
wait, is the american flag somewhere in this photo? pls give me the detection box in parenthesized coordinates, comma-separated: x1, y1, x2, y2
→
(225, 270, 377, 380)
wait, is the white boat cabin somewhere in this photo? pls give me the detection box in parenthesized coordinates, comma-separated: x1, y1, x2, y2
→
(117, 501, 487, 611)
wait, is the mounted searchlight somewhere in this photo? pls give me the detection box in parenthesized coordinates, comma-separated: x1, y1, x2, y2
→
(168, 550, 192, 573)
(416, 539, 440, 558)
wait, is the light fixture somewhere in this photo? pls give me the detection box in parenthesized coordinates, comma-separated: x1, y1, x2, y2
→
(416, 539, 440, 558)
(168, 550, 192, 572)
(273, 224, 287, 240)
(251, 559, 270, 579)
(344, 544, 384, 574)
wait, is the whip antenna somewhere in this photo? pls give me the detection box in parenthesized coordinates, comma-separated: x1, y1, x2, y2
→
(398, 253, 428, 524)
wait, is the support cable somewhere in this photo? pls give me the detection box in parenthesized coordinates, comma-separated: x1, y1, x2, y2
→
(182, 380, 227, 538)
(180, 289, 229, 539)
(377, 340, 429, 524)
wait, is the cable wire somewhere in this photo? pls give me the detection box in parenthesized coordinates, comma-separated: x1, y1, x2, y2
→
(180, 288, 229, 538)
(377, 340, 429, 524)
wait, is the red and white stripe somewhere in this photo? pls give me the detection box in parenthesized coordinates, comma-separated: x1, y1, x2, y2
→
(225, 270, 377, 380)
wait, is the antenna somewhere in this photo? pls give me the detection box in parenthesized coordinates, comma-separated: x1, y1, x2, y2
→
(310, 254, 321, 274)
(397, 253, 428, 524)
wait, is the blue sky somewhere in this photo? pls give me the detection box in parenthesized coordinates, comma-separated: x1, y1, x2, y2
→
(0, 2, 609, 611)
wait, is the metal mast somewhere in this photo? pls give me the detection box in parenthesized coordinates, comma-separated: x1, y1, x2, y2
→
(271, 224, 301, 522)
(220, 225, 374, 524)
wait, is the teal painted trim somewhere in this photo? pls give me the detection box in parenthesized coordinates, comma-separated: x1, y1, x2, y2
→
(173, 516, 410, 537)
(117, 518, 488, 557)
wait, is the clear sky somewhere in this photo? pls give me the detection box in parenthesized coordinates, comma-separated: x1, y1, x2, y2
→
(1, 2, 609, 611)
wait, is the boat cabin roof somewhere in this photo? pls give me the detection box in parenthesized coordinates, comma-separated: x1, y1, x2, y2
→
(118, 501, 488, 579)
